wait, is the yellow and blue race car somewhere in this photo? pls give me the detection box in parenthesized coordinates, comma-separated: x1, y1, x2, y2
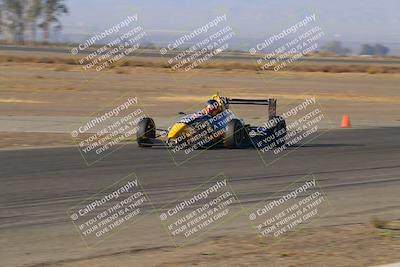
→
(136, 94, 286, 150)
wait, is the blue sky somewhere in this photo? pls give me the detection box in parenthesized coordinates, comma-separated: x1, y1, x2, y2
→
(59, 0, 400, 52)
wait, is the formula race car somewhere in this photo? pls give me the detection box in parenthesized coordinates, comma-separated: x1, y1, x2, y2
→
(136, 94, 287, 149)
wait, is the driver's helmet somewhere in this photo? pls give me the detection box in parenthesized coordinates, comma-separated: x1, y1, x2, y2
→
(205, 99, 220, 116)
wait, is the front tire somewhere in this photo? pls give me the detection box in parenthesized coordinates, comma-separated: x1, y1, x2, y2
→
(137, 117, 156, 147)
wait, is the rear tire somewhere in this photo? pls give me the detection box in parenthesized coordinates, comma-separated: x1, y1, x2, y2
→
(272, 116, 286, 147)
(137, 117, 156, 147)
(224, 119, 246, 148)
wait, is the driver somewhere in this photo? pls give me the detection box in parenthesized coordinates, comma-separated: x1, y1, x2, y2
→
(203, 99, 222, 117)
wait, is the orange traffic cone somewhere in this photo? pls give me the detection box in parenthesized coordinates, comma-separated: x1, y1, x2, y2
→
(341, 114, 351, 128)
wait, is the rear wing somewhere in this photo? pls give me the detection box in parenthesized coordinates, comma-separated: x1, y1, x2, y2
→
(226, 98, 277, 120)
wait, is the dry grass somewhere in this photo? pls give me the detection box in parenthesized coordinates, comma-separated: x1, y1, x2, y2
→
(114, 68, 129, 74)
(1, 54, 400, 74)
(54, 65, 71, 71)
(371, 217, 388, 229)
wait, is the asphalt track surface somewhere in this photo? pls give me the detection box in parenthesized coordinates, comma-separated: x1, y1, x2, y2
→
(1, 127, 400, 266)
